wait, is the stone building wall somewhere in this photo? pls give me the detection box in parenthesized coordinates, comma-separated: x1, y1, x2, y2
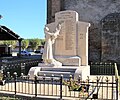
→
(47, 0, 120, 63)
(47, 0, 64, 23)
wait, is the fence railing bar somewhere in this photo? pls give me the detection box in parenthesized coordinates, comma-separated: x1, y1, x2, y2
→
(48, 80, 49, 95)
(34, 75, 37, 97)
(14, 72, 17, 96)
(39, 80, 41, 95)
(86, 76, 102, 99)
(112, 76, 114, 100)
(55, 80, 57, 96)
(51, 75, 53, 96)
(60, 75, 63, 100)
(106, 77, 109, 99)
(116, 78, 118, 100)
(96, 76, 104, 93)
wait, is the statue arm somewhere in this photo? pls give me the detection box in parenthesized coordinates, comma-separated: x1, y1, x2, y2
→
(44, 30, 54, 36)
(51, 24, 62, 44)
(56, 24, 61, 31)
(54, 24, 61, 35)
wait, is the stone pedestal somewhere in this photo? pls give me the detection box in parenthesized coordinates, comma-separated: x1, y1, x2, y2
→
(28, 65, 90, 80)
(74, 65, 90, 80)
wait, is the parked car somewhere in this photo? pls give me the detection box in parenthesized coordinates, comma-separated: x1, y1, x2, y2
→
(34, 48, 44, 54)
(20, 51, 31, 56)
(34, 50, 41, 53)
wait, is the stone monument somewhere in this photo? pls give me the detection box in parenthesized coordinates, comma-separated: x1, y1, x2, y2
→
(54, 10, 90, 66)
(28, 10, 91, 80)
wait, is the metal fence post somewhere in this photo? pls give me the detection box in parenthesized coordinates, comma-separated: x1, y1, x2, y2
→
(34, 75, 37, 97)
(78, 75, 81, 83)
(7, 72, 10, 80)
(116, 78, 118, 100)
(43, 74, 46, 95)
(14, 72, 17, 96)
(51, 74, 54, 95)
(96, 76, 99, 95)
(60, 75, 63, 100)
(87, 76, 90, 93)
(93, 76, 99, 99)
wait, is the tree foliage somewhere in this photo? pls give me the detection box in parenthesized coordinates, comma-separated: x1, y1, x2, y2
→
(40, 39, 45, 45)
(0, 38, 45, 51)
(21, 39, 29, 50)
(29, 38, 41, 51)
(3, 40, 17, 49)
(0, 41, 4, 45)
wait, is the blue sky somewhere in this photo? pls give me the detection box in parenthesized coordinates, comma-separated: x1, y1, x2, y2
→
(0, 0, 47, 39)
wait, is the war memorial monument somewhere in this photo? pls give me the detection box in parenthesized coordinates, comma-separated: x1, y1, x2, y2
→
(29, 10, 90, 80)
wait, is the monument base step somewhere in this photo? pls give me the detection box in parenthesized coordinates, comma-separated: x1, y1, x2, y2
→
(28, 64, 90, 80)
(41, 66, 77, 73)
(37, 71, 73, 78)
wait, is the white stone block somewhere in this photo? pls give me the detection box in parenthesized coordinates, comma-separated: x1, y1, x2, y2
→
(28, 67, 41, 79)
(74, 65, 90, 80)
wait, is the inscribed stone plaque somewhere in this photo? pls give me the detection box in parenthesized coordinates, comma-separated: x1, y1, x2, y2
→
(54, 11, 78, 56)
(77, 21, 90, 65)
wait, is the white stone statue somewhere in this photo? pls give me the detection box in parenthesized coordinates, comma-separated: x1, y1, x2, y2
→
(42, 23, 62, 67)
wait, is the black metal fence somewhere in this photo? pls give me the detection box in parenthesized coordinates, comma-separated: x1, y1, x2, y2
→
(0, 58, 41, 76)
(0, 60, 118, 77)
(0, 72, 118, 100)
(90, 62, 116, 75)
